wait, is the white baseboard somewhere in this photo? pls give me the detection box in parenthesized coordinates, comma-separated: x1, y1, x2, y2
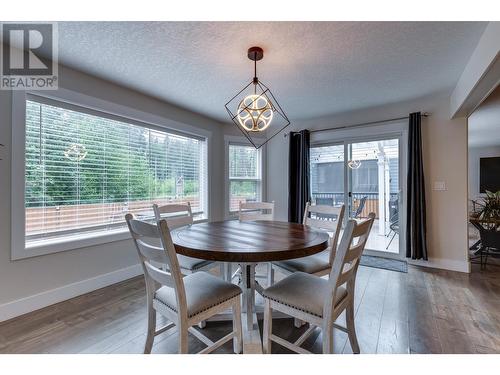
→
(0, 264, 143, 322)
(408, 257, 470, 273)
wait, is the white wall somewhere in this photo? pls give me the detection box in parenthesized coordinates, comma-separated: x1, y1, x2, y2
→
(0, 64, 226, 320)
(266, 92, 469, 272)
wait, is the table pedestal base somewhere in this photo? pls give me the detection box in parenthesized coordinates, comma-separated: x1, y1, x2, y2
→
(241, 312, 262, 353)
(240, 263, 261, 353)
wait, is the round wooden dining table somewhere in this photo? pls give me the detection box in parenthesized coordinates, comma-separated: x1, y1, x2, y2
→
(170, 220, 330, 336)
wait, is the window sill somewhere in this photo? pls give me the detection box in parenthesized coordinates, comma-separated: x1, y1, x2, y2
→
(13, 217, 208, 261)
(13, 228, 132, 260)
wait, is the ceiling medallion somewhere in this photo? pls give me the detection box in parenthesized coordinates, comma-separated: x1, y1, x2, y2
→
(225, 46, 290, 149)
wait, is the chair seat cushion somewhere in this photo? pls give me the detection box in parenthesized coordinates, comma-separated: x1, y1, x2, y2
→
(178, 254, 213, 271)
(262, 272, 347, 317)
(154, 272, 242, 318)
(273, 250, 330, 274)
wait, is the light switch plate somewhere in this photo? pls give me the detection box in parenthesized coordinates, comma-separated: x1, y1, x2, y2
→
(433, 181, 446, 191)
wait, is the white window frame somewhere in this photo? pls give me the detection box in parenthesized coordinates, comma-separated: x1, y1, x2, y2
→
(224, 135, 266, 219)
(11, 88, 211, 260)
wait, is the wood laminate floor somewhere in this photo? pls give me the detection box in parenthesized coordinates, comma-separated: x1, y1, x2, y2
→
(1, 263, 500, 354)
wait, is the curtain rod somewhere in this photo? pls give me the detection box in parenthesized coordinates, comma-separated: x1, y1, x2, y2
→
(284, 112, 430, 137)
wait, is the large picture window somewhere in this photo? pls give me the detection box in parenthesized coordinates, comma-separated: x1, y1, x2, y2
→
(25, 99, 207, 246)
(228, 144, 261, 212)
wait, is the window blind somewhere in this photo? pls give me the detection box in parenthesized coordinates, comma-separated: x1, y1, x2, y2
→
(25, 99, 207, 245)
(228, 144, 261, 212)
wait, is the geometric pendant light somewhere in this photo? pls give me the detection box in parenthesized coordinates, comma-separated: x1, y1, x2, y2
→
(225, 46, 290, 149)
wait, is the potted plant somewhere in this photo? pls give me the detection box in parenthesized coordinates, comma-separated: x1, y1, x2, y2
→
(471, 190, 500, 229)
(471, 190, 500, 268)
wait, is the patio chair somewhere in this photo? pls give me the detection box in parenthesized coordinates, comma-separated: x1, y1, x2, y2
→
(386, 198, 399, 250)
(351, 196, 367, 218)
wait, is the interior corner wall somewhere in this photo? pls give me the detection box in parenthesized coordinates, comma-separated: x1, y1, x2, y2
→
(420, 101, 469, 273)
(0, 64, 225, 320)
(266, 92, 469, 272)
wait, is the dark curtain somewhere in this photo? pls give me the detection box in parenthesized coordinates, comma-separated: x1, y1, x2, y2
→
(288, 130, 310, 223)
(406, 112, 428, 260)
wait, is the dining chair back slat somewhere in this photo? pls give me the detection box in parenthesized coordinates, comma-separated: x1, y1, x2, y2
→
(305, 204, 343, 216)
(352, 216, 375, 238)
(303, 202, 345, 265)
(153, 203, 193, 229)
(144, 260, 176, 289)
(239, 201, 275, 222)
(127, 216, 160, 239)
(335, 263, 356, 287)
(342, 242, 365, 264)
(135, 239, 169, 265)
(240, 201, 274, 210)
(304, 217, 338, 231)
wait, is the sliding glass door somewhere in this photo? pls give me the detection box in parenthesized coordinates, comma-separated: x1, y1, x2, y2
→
(310, 134, 405, 258)
(347, 138, 401, 256)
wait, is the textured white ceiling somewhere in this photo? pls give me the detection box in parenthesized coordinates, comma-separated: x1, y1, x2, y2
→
(56, 22, 487, 123)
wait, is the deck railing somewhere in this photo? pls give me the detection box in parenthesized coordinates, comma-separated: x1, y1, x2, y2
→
(311, 192, 398, 219)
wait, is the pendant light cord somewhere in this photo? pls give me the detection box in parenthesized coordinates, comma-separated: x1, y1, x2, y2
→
(254, 52, 257, 79)
(254, 52, 257, 94)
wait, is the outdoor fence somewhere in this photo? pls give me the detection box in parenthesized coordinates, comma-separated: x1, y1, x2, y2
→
(26, 196, 201, 238)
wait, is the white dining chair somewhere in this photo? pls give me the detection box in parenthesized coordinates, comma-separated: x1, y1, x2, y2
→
(153, 202, 224, 277)
(262, 213, 375, 354)
(235, 201, 275, 284)
(126, 214, 243, 354)
(269, 203, 345, 285)
(238, 201, 275, 221)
